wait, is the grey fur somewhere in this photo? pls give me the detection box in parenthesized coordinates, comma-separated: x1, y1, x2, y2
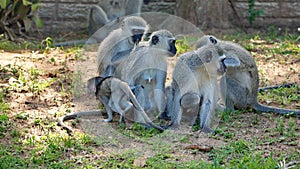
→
(54, 0, 144, 47)
(167, 44, 240, 133)
(196, 35, 300, 115)
(97, 16, 148, 77)
(115, 30, 177, 119)
(58, 76, 164, 133)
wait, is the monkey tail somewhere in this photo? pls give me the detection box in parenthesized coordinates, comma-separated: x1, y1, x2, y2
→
(54, 39, 88, 47)
(253, 102, 300, 115)
(126, 86, 165, 132)
(258, 83, 297, 93)
(57, 110, 104, 133)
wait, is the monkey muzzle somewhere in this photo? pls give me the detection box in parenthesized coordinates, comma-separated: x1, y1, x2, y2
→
(219, 55, 227, 74)
(132, 33, 144, 44)
(168, 39, 177, 56)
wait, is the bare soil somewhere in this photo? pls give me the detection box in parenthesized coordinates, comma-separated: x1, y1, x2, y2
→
(0, 40, 299, 166)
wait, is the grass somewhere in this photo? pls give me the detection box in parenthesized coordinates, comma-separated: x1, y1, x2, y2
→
(0, 31, 299, 168)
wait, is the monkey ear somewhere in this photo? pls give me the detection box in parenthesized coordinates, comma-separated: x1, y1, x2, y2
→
(223, 54, 240, 67)
(87, 77, 97, 94)
(87, 77, 103, 94)
(151, 35, 159, 45)
(209, 36, 218, 44)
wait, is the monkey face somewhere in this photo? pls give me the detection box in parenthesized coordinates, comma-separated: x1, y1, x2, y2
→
(169, 39, 177, 55)
(150, 33, 177, 56)
(131, 29, 145, 44)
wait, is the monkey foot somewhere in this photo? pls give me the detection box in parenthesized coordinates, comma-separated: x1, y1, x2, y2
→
(201, 127, 216, 135)
(164, 123, 180, 130)
(102, 119, 113, 122)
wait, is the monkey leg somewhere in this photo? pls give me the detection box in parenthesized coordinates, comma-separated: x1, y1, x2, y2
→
(133, 85, 146, 109)
(180, 92, 201, 126)
(167, 93, 182, 130)
(199, 99, 214, 134)
(154, 89, 166, 113)
(225, 77, 249, 110)
(161, 86, 173, 120)
(116, 100, 134, 124)
(100, 95, 114, 122)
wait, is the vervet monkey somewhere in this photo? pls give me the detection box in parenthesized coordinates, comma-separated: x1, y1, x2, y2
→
(116, 29, 177, 118)
(196, 35, 300, 115)
(167, 45, 240, 133)
(55, 0, 150, 47)
(97, 16, 149, 77)
(89, 0, 145, 36)
(58, 76, 164, 133)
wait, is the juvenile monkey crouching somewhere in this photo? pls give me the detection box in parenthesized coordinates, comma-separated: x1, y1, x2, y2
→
(166, 44, 240, 133)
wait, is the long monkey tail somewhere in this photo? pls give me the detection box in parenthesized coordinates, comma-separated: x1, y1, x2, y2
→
(58, 110, 104, 133)
(253, 102, 300, 115)
(123, 82, 165, 132)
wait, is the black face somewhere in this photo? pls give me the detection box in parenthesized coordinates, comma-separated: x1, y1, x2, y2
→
(132, 33, 143, 44)
(151, 35, 159, 45)
(132, 29, 145, 43)
(169, 39, 177, 55)
(218, 58, 227, 74)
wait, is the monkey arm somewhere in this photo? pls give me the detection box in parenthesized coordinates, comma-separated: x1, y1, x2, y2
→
(111, 49, 132, 63)
(199, 99, 214, 133)
(154, 70, 167, 113)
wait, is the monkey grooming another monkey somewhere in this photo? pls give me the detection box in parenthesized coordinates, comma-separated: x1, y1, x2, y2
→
(115, 29, 177, 119)
(58, 76, 164, 133)
(166, 44, 240, 133)
(97, 16, 149, 77)
(196, 35, 300, 115)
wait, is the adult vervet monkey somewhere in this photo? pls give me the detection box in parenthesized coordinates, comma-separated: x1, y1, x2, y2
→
(196, 35, 300, 115)
(97, 16, 149, 77)
(58, 76, 164, 133)
(54, 0, 150, 47)
(167, 44, 240, 133)
(116, 29, 177, 119)
(89, 0, 147, 36)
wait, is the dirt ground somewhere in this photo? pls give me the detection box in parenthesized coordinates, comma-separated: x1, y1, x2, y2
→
(0, 37, 299, 167)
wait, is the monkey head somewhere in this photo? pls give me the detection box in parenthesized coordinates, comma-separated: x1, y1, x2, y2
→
(195, 35, 219, 49)
(195, 45, 240, 77)
(121, 16, 149, 44)
(87, 76, 113, 97)
(149, 29, 177, 56)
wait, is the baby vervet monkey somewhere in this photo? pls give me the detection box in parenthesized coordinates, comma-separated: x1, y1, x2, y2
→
(196, 35, 300, 115)
(58, 76, 164, 133)
(166, 44, 240, 133)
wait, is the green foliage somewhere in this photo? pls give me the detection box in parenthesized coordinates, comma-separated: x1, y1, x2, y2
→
(175, 37, 191, 55)
(0, 0, 42, 41)
(248, 0, 264, 25)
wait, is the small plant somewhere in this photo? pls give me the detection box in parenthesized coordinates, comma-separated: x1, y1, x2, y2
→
(0, 0, 43, 41)
(248, 0, 264, 25)
(175, 37, 191, 55)
(276, 117, 285, 135)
